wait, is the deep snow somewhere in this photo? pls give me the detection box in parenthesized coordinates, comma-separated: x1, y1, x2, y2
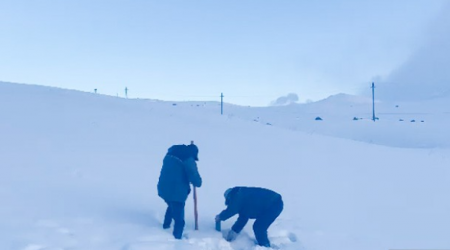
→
(1, 81, 449, 250)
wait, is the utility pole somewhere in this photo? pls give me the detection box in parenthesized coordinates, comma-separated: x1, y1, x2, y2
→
(220, 93, 224, 115)
(372, 82, 376, 121)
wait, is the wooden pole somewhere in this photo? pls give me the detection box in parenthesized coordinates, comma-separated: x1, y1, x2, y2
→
(190, 140, 199, 230)
(193, 186, 198, 230)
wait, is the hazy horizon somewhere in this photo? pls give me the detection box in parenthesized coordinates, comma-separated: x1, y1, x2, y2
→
(1, 0, 448, 106)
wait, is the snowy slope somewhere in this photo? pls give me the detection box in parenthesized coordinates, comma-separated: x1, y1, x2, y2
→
(1, 81, 450, 250)
(219, 93, 450, 148)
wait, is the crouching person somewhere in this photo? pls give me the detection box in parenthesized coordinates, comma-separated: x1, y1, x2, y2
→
(157, 143, 202, 239)
(215, 187, 283, 247)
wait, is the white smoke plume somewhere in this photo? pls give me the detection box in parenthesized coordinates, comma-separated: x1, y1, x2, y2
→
(377, 3, 450, 101)
(270, 93, 299, 106)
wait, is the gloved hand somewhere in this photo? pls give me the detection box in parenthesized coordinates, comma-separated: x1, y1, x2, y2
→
(215, 216, 221, 232)
(225, 229, 238, 242)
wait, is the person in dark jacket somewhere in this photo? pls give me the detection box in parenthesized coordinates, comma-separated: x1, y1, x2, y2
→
(157, 143, 202, 239)
(215, 187, 283, 247)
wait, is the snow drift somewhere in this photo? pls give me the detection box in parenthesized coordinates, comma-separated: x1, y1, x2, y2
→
(1, 81, 450, 250)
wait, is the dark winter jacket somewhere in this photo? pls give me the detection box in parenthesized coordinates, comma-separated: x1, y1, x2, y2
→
(157, 145, 202, 202)
(218, 187, 282, 233)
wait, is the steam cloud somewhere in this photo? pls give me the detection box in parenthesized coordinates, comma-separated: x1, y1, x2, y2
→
(270, 93, 299, 106)
(378, 4, 450, 101)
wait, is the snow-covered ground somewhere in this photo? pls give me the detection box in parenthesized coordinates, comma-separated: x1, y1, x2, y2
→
(1, 81, 449, 250)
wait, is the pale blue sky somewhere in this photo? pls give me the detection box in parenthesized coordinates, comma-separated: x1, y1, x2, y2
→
(0, 0, 447, 106)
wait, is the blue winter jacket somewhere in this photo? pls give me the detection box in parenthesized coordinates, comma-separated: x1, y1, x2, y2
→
(157, 146, 202, 203)
(218, 187, 282, 233)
